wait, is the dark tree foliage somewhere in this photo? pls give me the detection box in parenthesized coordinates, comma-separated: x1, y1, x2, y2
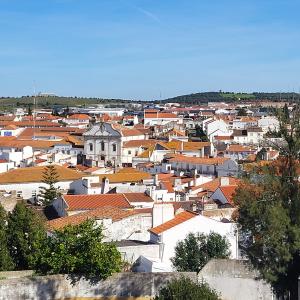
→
(7, 202, 46, 270)
(154, 276, 220, 300)
(39, 164, 60, 206)
(0, 204, 14, 271)
(171, 232, 230, 273)
(234, 105, 300, 298)
(33, 219, 122, 280)
(237, 107, 247, 116)
(27, 104, 32, 116)
(255, 147, 267, 161)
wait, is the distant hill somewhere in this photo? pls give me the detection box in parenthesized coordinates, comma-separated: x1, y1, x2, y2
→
(0, 96, 138, 110)
(158, 92, 300, 104)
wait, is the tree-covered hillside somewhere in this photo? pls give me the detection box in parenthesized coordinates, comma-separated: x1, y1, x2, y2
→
(159, 92, 300, 104)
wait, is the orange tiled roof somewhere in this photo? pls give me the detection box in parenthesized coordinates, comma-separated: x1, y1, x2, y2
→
(0, 121, 61, 127)
(3, 125, 18, 130)
(149, 211, 198, 235)
(169, 155, 229, 165)
(165, 141, 210, 151)
(47, 206, 152, 230)
(219, 185, 238, 205)
(227, 144, 254, 152)
(144, 111, 178, 119)
(0, 136, 71, 149)
(192, 177, 240, 193)
(123, 139, 159, 148)
(0, 165, 83, 184)
(120, 128, 144, 137)
(161, 181, 174, 193)
(63, 194, 133, 211)
(214, 136, 233, 141)
(98, 170, 152, 183)
(68, 114, 90, 120)
(123, 193, 154, 203)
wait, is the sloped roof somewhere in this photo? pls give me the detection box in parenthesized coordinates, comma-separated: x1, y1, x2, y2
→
(98, 170, 152, 183)
(123, 139, 159, 148)
(47, 206, 152, 230)
(149, 211, 198, 235)
(0, 165, 83, 184)
(123, 193, 154, 203)
(68, 114, 90, 120)
(63, 194, 133, 211)
(192, 177, 240, 193)
(168, 155, 229, 165)
(219, 185, 238, 205)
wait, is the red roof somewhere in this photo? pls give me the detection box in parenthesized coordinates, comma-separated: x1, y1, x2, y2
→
(68, 114, 90, 120)
(219, 185, 238, 205)
(144, 112, 178, 119)
(63, 194, 132, 211)
(161, 181, 174, 193)
(149, 211, 198, 235)
(47, 206, 152, 230)
(169, 155, 229, 165)
(123, 193, 154, 203)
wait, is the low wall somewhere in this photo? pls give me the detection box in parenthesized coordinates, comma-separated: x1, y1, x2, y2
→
(199, 259, 274, 300)
(0, 272, 196, 300)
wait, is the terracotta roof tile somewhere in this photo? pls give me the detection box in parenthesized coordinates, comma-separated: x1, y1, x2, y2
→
(68, 114, 90, 120)
(98, 171, 152, 183)
(149, 211, 198, 235)
(123, 193, 154, 203)
(219, 185, 238, 205)
(168, 155, 229, 165)
(63, 194, 133, 211)
(0, 165, 83, 184)
(47, 206, 151, 230)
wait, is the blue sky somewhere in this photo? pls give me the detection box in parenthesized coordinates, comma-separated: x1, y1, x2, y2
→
(0, 0, 300, 100)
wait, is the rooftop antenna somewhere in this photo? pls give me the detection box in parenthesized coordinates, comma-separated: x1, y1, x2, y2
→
(32, 82, 37, 166)
(33, 82, 36, 140)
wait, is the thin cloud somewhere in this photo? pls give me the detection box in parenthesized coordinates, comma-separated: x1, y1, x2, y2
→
(120, 0, 162, 25)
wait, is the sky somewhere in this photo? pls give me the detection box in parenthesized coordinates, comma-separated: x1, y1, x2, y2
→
(0, 0, 300, 100)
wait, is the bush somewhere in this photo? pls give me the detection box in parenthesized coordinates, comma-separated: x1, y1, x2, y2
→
(154, 276, 220, 300)
(33, 219, 122, 280)
(171, 232, 230, 273)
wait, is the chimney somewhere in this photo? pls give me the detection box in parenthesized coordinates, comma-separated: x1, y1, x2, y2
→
(220, 177, 230, 186)
(152, 203, 175, 227)
(154, 174, 159, 186)
(101, 177, 110, 194)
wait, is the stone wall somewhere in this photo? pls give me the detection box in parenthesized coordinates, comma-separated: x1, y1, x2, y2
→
(199, 259, 274, 300)
(0, 272, 196, 300)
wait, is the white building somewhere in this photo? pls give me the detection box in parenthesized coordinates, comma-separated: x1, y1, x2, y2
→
(83, 122, 145, 167)
(147, 210, 238, 271)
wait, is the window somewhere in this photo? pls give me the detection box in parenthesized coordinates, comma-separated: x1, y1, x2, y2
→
(112, 144, 117, 152)
(101, 141, 105, 151)
(89, 143, 93, 151)
(128, 150, 131, 155)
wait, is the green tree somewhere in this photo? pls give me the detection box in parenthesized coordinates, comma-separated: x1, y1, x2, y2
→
(282, 103, 290, 122)
(237, 107, 247, 116)
(7, 202, 46, 270)
(34, 219, 122, 280)
(171, 232, 230, 273)
(194, 125, 209, 142)
(0, 204, 14, 271)
(154, 276, 220, 300)
(27, 104, 32, 116)
(255, 147, 267, 161)
(234, 106, 300, 298)
(39, 164, 60, 206)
